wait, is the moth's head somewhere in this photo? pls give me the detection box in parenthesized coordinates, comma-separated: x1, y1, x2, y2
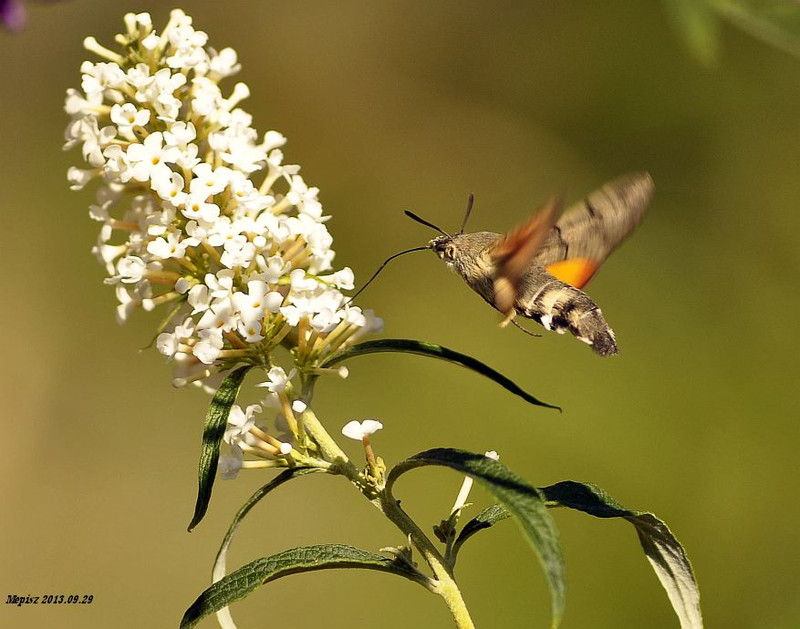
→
(430, 234, 458, 266)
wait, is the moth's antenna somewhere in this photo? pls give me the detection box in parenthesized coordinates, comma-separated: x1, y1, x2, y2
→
(404, 210, 449, 236)
(458, 193, 475, 234)
(344, 246, 430, 305)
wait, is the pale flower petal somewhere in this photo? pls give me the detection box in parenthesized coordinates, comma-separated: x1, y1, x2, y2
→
(342, 419, 383, 441)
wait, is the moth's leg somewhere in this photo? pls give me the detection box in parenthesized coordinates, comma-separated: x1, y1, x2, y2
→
(509, 318, 542, 337)
(498, 310, 516, 328)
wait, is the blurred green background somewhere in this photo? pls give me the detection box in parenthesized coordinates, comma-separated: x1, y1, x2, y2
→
(2, 1, 799, 628)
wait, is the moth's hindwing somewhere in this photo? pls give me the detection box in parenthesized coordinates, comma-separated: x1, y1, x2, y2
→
(536, 171, 654, 274)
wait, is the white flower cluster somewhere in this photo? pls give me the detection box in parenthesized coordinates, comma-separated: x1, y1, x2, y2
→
(64, 10, 381, 389)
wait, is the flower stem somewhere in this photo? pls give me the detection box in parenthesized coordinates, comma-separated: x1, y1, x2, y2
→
(378, 492, 475, 629)
(298, 408, 358, 478)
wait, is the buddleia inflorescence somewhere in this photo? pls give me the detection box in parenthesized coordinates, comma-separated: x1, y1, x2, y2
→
(64, 9, 382, 474)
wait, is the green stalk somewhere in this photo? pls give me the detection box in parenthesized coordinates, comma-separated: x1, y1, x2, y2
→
(297, 407, 360, 479)
(378, 492, 475, 629)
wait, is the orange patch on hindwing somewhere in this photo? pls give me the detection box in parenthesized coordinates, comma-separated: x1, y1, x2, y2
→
(546, 258, 599, 289)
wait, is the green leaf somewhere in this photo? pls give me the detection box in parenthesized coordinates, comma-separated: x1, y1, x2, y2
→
(539, 481, 703, 629)
(321, 338, 560, 410)
(452, 504, 511, 559)
(188, 366, 252, 532)
(180, 544, 429, 629)
(388, 448, 566, 628)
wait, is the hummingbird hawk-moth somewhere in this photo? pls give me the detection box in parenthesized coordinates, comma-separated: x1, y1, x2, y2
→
(406, 172, 654, 356)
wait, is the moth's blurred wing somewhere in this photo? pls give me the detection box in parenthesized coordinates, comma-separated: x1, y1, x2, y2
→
(490, 196, 561, 315)
(537, 172, 653, 289)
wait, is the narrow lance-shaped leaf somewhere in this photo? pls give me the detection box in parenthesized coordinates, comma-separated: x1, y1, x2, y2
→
(212, 468, 322, 629)
(539, 481, 703, 629)
(321, 338, 560, 410)
(188, 365, 251, 531)
(180, 544, 429, 629)
(388, 448, 566, 629)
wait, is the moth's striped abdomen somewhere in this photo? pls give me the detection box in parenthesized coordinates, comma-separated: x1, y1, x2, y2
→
(516, 268, 617, 356)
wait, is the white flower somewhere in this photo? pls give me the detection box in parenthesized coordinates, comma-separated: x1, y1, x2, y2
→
(197, 300, 236, 332)
(182, 191, 220, 222)
(65, 116, 117, 167)
(232, 280, 279, 323)
(123, 132, 179, 183)
(237, 319, 265, 343)
(152, 171, 187, 206)
(187, 283, 211, 313)
(147, 232, 187, 259)
(116, 256, 147, 283)
(67, 166, 97, 190)
(205, 269, 235, 299)
(209, 47, 241, 78)
(319, 267, 355, 291)
(190, 163, 232, 196)
(262, 130, 287, 151)
(341, 419, 383, 441)
(279, 304, 305, 327)
(224, 404, 262, 445)
(166, 20, 208, 69)
(156, 318, 194, 359)
(64, 87, 102, 117)
(220, 235, 256, 269)
(289, 269, 318, 292)
(193, 328, 225, 364)
(287, 175, 323, 219)
(80, 60, 126, 95)
(164, 121, 197, 146)
(259, 255, 291, 283)
(115, 282, 151, 324)
(255, 366, 296, 394)
(110, 102, 150, 136)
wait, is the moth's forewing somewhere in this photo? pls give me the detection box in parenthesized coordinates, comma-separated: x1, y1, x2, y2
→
(490, 196, 561, 315)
